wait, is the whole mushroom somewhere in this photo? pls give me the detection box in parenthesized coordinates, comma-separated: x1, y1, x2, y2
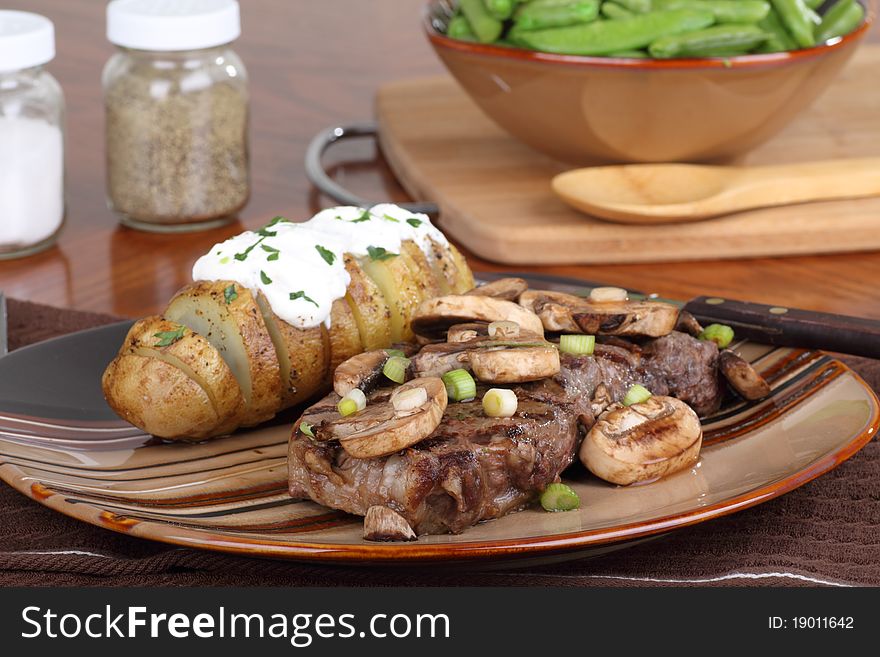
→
(580, 395, 702, 486)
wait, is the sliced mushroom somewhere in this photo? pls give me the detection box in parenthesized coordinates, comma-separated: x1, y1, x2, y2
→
(520, 289, 679, 338)
(590, 383, 612, 417)
(447, 322, 490, 343)
(675, 310, 704, 337)
(333, 350, 390, 397)
(465, 277, 529, 301)
(580, 396, 702, 486)
(318, 378, 447, 459)
(719, 350, 771, 401)
(412, 333, 560, 383)
(363, 506, 417, 542)
(469, 345, 560, 383)
(412, 295, 544, 341)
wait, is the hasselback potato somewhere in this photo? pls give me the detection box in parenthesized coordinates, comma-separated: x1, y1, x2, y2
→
(102, 205, 474, 441)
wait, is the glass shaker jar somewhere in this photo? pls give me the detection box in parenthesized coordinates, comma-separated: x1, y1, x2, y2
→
(0, 11, 65, 260)
(104, 0, 249, 232)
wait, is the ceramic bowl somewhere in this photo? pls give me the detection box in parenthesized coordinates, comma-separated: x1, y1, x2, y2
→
(424, 1, 875, 164)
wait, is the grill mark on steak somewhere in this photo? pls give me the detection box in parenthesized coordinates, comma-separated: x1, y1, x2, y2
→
(288, 330, 724, 536)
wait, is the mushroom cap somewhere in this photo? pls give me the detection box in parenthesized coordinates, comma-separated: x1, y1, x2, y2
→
(333, 349, 390, 397)
(520, 289, 679, 338)
(465, 277, 529, 301)
(412, 295, 544, 340)
(580, 396, 702, 486)
(321, 377, 448, 459)
(363, 506, 417, 542)
(469, 345, 560, 383)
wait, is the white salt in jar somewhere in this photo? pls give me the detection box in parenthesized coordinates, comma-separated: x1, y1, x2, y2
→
(0, 11, 65, 260)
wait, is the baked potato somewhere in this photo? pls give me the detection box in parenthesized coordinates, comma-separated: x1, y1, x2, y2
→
(102, 226, 474, 441)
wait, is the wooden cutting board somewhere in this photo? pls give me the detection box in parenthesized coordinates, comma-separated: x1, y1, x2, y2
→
(375, 45, 880, 265)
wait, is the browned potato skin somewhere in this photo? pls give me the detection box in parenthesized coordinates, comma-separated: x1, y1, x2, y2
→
(401, 241, 443, 302)
(166, 282, 282, 427)
(448, 243, 475, 294)
(344, 255, 392, 351)
(116, 316, 246, 436)
(256, 295, 329, 408)
(102, 353, 219, 441)
(329, 298, 364, 376)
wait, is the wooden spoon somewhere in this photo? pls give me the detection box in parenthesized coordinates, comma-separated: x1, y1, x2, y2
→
(552, 158, 880, 224)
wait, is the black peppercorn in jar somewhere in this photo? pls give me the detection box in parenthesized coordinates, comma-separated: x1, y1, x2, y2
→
(103, 0, 249, 232)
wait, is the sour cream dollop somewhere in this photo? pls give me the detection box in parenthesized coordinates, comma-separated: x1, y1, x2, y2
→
(192, 204, 449, 329)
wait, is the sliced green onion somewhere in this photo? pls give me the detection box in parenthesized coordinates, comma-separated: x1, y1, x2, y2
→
(299, 421, 315, 437)
(482, 388, 518, 418)
(698, 323, 735, 349)
(442, 368, 477, 402)
(383, 356, 411, 384)
(540, 483, 580, 512)
(623, 384, 652, 407)
(385, 348, 406, 358)
(337, 389, 366, 417)
(559, 334, 596, 355)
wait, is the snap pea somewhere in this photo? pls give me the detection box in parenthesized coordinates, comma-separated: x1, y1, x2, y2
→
(649, 24, 769, 57)
(459, 0, 504, 43)
(447, 15, 478, 41)
(514, 0, 600, 30)
(653, 0, 771, 24)
(601, 2, 635, 19)
(615, 0, 653, 12)
(607, 48, 650, 56)
(485, 0, 516, 20)
(757, 6, 798, 51)
(816, 0, 865, 41)
(514, 8, 715, 55)
(771, 0, 816, 47)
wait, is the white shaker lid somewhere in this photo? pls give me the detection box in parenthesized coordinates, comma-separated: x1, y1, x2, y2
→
(107, 0, 241, 51)
(0, 11, 55, 73)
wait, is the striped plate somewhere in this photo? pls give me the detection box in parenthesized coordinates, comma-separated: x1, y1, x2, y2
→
(0, 276, 877, 564)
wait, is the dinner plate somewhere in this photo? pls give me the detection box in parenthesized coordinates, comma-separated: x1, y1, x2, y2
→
(0, 274, 877, 565)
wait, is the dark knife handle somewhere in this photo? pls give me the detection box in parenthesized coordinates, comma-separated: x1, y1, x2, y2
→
(684, 296, 880, 360)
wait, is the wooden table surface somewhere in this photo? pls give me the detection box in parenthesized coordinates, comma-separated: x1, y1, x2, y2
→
(1, 0, 878, 321)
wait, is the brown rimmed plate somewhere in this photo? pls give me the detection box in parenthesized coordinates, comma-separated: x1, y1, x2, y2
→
(0, 274, 877, 565)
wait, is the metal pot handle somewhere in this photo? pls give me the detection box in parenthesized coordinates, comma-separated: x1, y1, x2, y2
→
(304, 122, 440, 218)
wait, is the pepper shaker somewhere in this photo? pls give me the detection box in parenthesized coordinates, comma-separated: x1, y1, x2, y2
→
(104, 0, 250, 232)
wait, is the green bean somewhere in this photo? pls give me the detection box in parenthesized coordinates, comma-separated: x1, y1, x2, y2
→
(514, 0, 600, 30)
(817, 0, 865, 40)
(601, 2, 635, 19)
(514, 8, 715, 54)
(615, 0, 653, 12)
(459, 0, 504, 43)
(757, 6, 798, 51)
(653, 0, 771, 24)
(771, 0, 816, 47)
(485, 0, 516, 20)
(447, 15, 478, 41)
(649, 24, 769, 57)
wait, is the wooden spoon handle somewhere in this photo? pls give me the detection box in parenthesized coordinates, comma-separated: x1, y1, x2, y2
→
(684, 296, 880, 359)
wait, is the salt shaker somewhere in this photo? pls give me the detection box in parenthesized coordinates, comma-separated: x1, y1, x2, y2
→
(0, 11, 65, 260)
(103, 0, 250, 232)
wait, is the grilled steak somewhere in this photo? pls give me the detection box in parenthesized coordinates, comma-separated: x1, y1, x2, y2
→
(288, 330, 724, 536)
(289, 378, 589, 535)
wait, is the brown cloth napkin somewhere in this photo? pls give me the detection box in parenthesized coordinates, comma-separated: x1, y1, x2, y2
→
(1, 299, 878, 587)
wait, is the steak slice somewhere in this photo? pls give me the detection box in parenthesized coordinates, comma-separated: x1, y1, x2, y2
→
(289, 379, 588, 535)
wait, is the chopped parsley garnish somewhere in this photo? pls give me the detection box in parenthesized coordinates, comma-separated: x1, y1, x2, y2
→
(315, 244, 336, 265)
(154, 326, 186, 347)
(367, 245, 398, 261)
(351, 209, 372, 223)
(266, 216, 290, 227)
(382, 213, 400, 223)
(219, 256, 230, 265)
(257, 227, 277, 238)
(290, 290, 319, 307)
(261, 244, 280, 262)
(234, 240, 262, 261)
(406, 218, 423, 228)
(223, 284, 238, 305)
(260, 270, 273, 285)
